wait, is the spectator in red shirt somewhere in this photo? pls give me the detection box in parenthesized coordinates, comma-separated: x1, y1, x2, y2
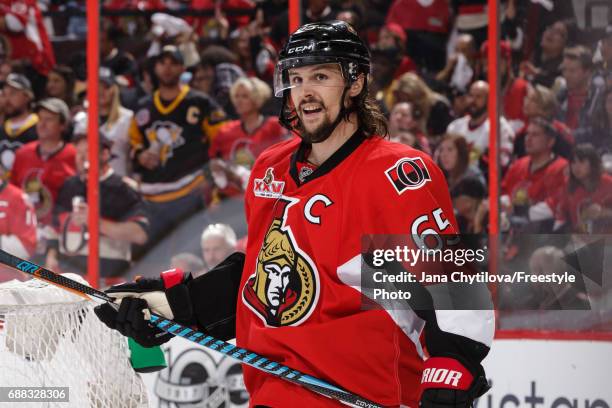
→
(0, 0, 55, 75)
(501, 117, 568, 227)
(10, 98, 76, 250)
(0, 164, 36, 259)
(375, 23, 416, 79)
(385, 0, 450, 72)
(209, 77, 287, 196)
(481, 40, 529, 132)
(552, 144, 612, 233)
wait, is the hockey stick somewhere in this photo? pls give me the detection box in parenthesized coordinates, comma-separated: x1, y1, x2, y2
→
(0, 249, 383, 408)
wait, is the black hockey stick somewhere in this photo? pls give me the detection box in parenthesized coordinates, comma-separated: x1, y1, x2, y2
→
(0, 249, 383, 408)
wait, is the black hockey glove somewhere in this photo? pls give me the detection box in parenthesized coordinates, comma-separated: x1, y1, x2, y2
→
(94, 268, 194, 347)
(419, 356, 490, 408)
(94, 297, 173, 347)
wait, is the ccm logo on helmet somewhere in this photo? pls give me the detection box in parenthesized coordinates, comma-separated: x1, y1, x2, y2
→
(421, 368, 463, 387)
(288, 44, 316, 54)
(385, 157, 431, 194)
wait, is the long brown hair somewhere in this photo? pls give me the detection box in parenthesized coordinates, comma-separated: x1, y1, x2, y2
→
(439, 133, 470, 180)
(344, 76, 388, 137)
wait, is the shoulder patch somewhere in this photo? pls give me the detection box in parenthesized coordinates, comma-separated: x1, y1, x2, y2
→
(385, 157, 431, 194)
(135, 109, 150, 126)
(253, 167, 284, 199)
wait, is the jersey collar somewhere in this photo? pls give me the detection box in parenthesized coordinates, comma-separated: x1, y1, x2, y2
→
(153, 85, 190, 115)
(289, 130, 366, 186)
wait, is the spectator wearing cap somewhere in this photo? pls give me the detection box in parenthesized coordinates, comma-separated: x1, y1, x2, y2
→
(501, 117, 568, 228)
(98, 67, 135, 177)
(514, 84, 574, 159)
(128, 45, 228, 245)
(45, 65, 76, 108)
(550, 144, 612, 234)
(520, 20, 568, 88)
(46, 123, 148, 284)
(481, 40, 529, 132)
(0, 73, 38, 173)
(375, 23, 416, 78)
(209, 77, 287, 198)
(446, 80, 515, 169)
(557, 46, 604, 131)
(436, 133, 485, 191)
(10, 97, 76, 253)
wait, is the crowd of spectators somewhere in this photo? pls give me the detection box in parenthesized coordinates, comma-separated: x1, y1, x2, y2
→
(0, 0, 610, 315)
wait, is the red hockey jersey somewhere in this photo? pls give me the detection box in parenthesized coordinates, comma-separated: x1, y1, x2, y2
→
(209, 117, 287, 166)
(0, 181, 36, 257)
(552, 174, 612, 233)
(10, 142, 76, 226)
(236, 132, 494, 406)
(0, 0, 55, 74)
(501, 155, 568, 206)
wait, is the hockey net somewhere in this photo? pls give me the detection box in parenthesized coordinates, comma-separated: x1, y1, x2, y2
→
(0, 277, 149, 408)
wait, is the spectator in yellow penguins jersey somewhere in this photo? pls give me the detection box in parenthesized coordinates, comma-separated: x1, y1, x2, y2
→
(128, 45, 227, 245)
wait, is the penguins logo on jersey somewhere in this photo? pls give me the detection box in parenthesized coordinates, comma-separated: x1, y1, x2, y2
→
(154, 347, 248, 407)
(145, 121, 186, 165)
(242, 197, 319, 327)
(385, 157, 431, 194)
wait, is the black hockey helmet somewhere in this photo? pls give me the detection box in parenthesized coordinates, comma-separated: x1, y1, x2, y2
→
(274, 21, 371, 134)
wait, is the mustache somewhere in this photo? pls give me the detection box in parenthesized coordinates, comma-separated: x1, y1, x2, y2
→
(298, 98, 326, 111)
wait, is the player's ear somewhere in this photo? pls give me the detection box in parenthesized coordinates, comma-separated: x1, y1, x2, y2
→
(348, 74, 365, 97)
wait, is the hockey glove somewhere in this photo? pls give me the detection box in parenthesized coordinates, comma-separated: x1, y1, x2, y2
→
(94, 268, 193, 347)
(419, 356, 490, 408)
(94, 297, 173, 347)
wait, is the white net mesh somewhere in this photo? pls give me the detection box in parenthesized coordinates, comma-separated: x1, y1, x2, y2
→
(0, 278, 149, 408)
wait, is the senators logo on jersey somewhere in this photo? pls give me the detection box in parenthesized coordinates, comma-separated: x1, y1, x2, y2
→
(385, 157, 431, 194)
(242, 197, 319, 327)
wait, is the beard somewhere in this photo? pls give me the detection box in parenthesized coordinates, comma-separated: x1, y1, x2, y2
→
(469, 104, 487, 118)
(157, 75, 180, 87)
(295, 98, 338, 144)
(5, 105, 26, 119)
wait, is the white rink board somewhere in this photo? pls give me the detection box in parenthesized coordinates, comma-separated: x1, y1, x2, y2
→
(479, 339, 612, 408)
(141, 337, 612, 407)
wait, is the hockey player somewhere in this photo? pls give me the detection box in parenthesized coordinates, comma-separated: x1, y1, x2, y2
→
(96, 21, 494, 407)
